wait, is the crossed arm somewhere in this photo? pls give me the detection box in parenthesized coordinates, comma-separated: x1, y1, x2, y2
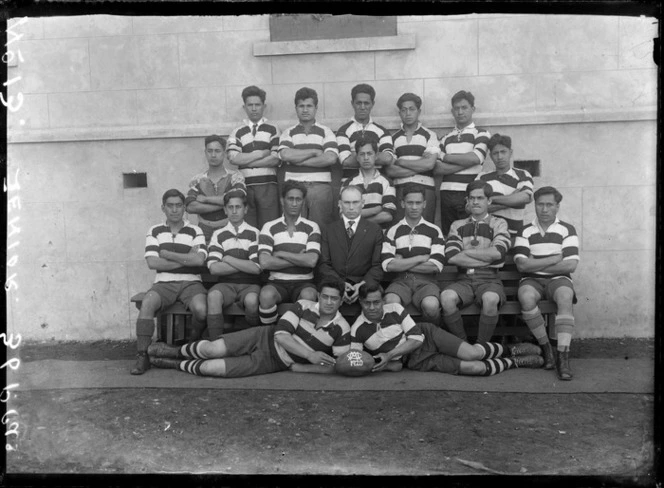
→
(229, 149, 280, 169)
(488, 190, 532, 212)
(386, 254, 440, 274)
(208, 256, 261, 276)
(258, 250, 318, 271)
(385, 153, 438, 178)
(146, 249, 206, 271)
(434, 152, 481, 176)
(515, 254, 579, 275)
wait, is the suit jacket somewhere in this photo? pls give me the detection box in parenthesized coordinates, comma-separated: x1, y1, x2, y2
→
(318, 217, 383, 286)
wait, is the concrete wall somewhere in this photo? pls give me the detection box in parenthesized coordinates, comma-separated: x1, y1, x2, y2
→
(6, 14, 657, 341)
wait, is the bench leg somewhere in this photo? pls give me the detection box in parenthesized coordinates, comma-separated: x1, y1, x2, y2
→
(166, 313, 174, 345)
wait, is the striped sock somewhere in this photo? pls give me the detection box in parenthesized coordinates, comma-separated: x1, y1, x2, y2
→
(179, 359, 205, 376)
(555, 315, 575, 352)
(481, 358, 515, 376)
(259, 305, 278, 326)
(475, 342, 505, 359)
(522, 307, 548, 345)
(180, 340, 209, 359)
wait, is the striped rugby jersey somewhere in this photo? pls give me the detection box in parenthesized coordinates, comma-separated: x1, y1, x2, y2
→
(227, 117, 280, 186)
(206, 221, 261, 284)
(336, 118, 394, 181)
(513, 218, 580, 279)
(445, 214, 511, 270)
(476, 168, 534, 237)
(258, 216, 321, 282)
(391, 123, 440, 188)
(278, 122, 339, 183)
(381, 218, 446, 273)
(350, 303, 424, 360)
(185, 169, 247, 222)
(439, 123, 491, 192)
(274, 299, 351, 366)
(144, 221, 207, 283)
(342, 169, 397, 218)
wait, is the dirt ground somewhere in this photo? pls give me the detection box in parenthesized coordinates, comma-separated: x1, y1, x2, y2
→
(4, 338, 659, 484)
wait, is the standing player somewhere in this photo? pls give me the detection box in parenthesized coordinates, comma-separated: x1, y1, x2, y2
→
(435, 91, 491, 236)
(227, 85, 281, 230)
(439, 180, 512, 343)
(278, 87, 339, 228)
(206, 193, 262, 340)
(258, 180, 321, 326)
(336, 83, 395, 184)
(386, 93, 439, 223)
(350, 283, 543, 375)
(185, 135, 247, 242)
(381, 184, 445, 326)
(341, 137, 397, 227)
(476, 133, 533, 242)
(148, 280, 351, 377)
(514, 186, 580, 380)
(132, 189, 208, 375)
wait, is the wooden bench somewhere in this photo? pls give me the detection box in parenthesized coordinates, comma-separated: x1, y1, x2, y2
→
(131, 258, 557, 345)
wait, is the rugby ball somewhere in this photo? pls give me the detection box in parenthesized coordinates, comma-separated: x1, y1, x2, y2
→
(335, 350, 375, 377)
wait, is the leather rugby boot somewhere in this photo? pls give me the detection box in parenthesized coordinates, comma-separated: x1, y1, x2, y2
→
(557, 351, 573, 380)
(542, 342, 556, 370)
(130, 352, 150, 375)
(508, 342, 542, 357)
(148, 342, 182, 359)
(513, 354, 544, 368)
(150, 357, 181, 369)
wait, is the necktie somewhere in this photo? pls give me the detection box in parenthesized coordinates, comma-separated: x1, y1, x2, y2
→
(251, 124, 257, 136)
(347, 221, 355, 239)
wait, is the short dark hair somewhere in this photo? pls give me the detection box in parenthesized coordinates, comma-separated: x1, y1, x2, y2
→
(354, 135, 378, 154)
(241, 85, 266, 104)
(359, 282, 384, 301)
(488, 133, 512, 151)
(534, 186, 563, 204)
(223, 192, 248, 206)
(319, 279, 344, 296)
(466, 180, 492, 198)
(281, 180, 307, 199)
(451, 90, 475, 107)
(396, 92, 422, 110)
(162, 188, 185, 205)
(205, 134, 226, 149)
(401, 183, 426, 200)
(351, 83, 376, 102)
(294, 87, 318, 107)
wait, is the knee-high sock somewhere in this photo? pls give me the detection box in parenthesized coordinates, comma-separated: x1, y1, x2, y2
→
(180, 340, 210, 359)
(555, 314, 575, 352)
(179, 359, 205, 376)
(474, 342, 505, 359)
(245, 311, 260, 327)
(206, 314, 224, 341)
(481, 358, 515, 376)
(136, 318, 155, 353)
(522, 307, 549, 345)
(189, 315, 206, 341)
(477, 313, 499, 343)
(443, 310, 466, 340)
(259, 305, 278, 326)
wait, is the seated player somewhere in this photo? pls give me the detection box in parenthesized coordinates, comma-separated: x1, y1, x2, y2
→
(148, 280, 351, 377)
(440, 180, 511, 343)
(319, 184, 384, 305)
(381, 184, 445, 325)
(514, 186, 580, 380)
(131, 189, 208, 375)
(257, 180, 320, 326)
(385, 92, 440, 223)
(336, 83, 395, 184)
(341, 137, 397, 228)
(206, 193, 261, 340)
(185, 135, 247, 242)
(226, 85, 281, 230)
(476, 133, 534, 243)
(350, 283, 543, 375)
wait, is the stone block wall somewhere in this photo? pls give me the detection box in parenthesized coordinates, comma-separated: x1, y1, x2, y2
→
(6, 14, 657, 340)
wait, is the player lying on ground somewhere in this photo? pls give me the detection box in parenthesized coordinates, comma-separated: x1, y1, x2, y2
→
(351, 283, 544, 375)
(147, 280, 351, 377)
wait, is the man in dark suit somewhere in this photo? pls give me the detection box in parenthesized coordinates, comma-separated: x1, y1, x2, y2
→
(319, 185, 384, 304)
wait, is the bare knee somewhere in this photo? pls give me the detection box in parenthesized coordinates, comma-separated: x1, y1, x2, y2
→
(421, 296, 440, 315)
(553, 288, 574, 314)
(189, 296, 207, 321)
(244, 293, 259, 313)
(457, 342, 481, 361)
(139, 292, 162, 318)
(299, 287, 318, 302)
(384, 293, 401, 304)
(207, 290, 224, 314)
(440, 290, 459, 313)
(199, 359, 227, 377)
(518, 288, 539, 311)
(481, 292, 500, 314)
(459, 360, 486, 376)
(260, 287, 279, 307)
